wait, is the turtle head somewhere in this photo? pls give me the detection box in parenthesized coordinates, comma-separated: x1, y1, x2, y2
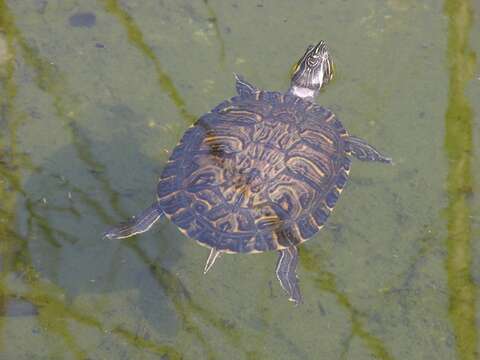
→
(289, 41, 334, 100)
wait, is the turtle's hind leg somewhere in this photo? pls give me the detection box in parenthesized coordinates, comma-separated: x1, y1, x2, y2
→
(346, 136, 392, 164)
(276, 246, 303, 305)
(104, 202, 163, 240)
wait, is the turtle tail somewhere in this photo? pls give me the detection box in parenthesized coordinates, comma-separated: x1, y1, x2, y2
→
(103, 202, 163, 240)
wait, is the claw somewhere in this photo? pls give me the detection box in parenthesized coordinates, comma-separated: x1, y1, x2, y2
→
(204, 248, 222, 274)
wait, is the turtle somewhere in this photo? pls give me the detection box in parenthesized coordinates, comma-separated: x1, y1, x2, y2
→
(104, 41, 391, 304)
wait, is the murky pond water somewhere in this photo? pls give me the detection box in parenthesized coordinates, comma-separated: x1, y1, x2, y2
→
(0, 0, 479, 359)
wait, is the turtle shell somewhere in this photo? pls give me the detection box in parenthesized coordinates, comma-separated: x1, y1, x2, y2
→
(157, 90, 351, 253)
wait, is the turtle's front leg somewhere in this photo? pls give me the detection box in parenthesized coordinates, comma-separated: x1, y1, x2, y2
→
(275, 246, 303, 305)
(346, 136, 392, 164)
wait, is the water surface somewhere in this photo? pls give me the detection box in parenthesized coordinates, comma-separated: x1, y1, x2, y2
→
(0, 0, 479, 359)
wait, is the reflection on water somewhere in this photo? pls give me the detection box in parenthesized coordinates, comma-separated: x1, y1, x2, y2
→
(0, 0, 478, 358)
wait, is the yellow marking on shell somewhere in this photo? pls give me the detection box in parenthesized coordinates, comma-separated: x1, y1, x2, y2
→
(286, 156, 326, 178)
(204, 135, 244, 148)
(324, 113, 335, 123)
(157, 190, 180, 203)
(325, 202, 335, 211)
(296, 224, 325, 246)
(178, 227, 189, 236)
(162, 211, 173, 221)
(159, 174, 176, 182)
(218, 105, 235, 113)
(168, 206, 189, 219)
(309, 211, 328, 228)
(268, 184, 306, 219)
(270, 231, 280, 250)
(194, 240, 236, 254)
(290, 222, 302, 243)
(255, 92, 260, 101)
(306, 214, 317, 229)
(194, 238, 263, 254)
(318, 132, 334, 145)
(256, 215, 281, 227)
(223, 109, 263, 121)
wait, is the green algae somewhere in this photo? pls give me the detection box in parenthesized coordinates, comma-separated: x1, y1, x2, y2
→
(202, 0, 226, 64)
(444, 0, 478, 359)
(300, 249, 394, 360)
(0, 2, 184, 358)
(0, 0, 26, 352)
(101, 0, 197, 125)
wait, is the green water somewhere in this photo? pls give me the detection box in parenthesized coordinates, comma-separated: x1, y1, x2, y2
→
(0, 0, 478, 359)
